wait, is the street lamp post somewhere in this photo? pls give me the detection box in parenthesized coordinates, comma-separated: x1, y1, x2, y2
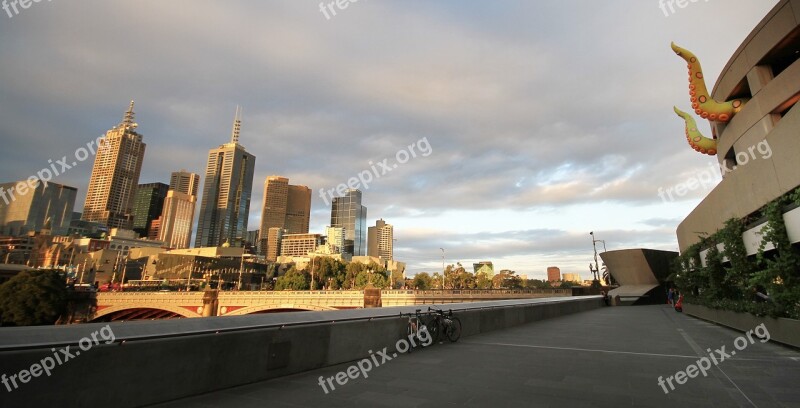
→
(237, 250, 250, 291)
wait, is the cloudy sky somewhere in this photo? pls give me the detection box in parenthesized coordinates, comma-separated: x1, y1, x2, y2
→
(0, 0, 779, 279)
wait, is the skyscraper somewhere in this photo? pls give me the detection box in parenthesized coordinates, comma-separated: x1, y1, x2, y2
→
(0, 180, 76, 236)
(330, 189, 366, 257)
(367, 218, 393, 260)
(169, 170, 200, 197)
(158, 171, 200, 249)
(131, 182, 169, 238)
(82, 101, 146, 229)
(258, 176, 311, 259)
(195, 107, 256, 248)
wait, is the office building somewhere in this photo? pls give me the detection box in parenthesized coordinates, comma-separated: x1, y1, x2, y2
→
(258, 176, 311, 258)
(82, 101, 146, 230)
(195, 107, 256, 248)
(562, 273, 582, 283)
(157, 171, 200, 250)
(169, 170, 200, 197)
(279, 233, 322, 257)
(265, 227, 284, 262)
(0, 180, 76, 236)
(367, 219, 394, 260)
(131, 182, 168, 238)
(330, 189, 367, 257)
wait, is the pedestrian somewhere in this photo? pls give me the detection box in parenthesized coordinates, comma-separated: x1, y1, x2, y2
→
(667, 287, 675, 306)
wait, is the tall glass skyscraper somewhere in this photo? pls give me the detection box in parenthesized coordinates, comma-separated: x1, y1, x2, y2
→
(330, 189, 367, 257)
(82, 101, 146, 229)
(131, 182, 169, 238)
(195, 107, 256, 248)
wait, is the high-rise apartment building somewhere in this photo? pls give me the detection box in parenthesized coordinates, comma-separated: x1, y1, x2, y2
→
(330, 189, 366, 257)
(157, 171, 200, 249)
(131, 182, 169, 238)
(82, 101, 146, 229)
(258, 176, 311, 259)
(0, 180, 76, 236)
(195, 108, 256, 248)
(547, 266, 561, 282)
(367, 219, 393, 260)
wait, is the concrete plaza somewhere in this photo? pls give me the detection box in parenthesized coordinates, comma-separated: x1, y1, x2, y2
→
(154, 305, 800, 407)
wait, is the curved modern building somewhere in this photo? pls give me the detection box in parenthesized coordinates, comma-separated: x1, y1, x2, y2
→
(677, 0, 800, 252)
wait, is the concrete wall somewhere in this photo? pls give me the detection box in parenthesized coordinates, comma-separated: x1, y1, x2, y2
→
(0, 297, 601, 408)
(685, 303, 800, 348)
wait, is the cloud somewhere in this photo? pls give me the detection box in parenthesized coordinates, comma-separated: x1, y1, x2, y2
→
(0, 0, 779, 275)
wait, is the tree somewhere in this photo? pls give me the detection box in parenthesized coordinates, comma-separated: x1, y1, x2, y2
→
(476, 272, 492, 289)
(275, 267, 309, 291)
(0, 270, 68, 326)
(354, 270, 388, 289)
(412, 272, 434, 290)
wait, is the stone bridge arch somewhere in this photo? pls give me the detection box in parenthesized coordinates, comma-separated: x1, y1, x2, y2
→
(224, 304, 338, 315)
(92, 304, 201, 321)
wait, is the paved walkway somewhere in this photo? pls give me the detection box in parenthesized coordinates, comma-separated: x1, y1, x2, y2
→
(153, 305, 800, 407)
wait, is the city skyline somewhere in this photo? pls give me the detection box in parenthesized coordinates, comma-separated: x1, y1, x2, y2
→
(0, 1, 780, 279)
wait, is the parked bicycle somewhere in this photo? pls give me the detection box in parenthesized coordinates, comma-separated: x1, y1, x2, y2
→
(403, 309, 430, 352)
(427, 307, 462, 343)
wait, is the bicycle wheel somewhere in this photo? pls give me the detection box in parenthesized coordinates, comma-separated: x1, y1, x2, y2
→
(425, 316, 440, 344)
(445, 317, 462, 342)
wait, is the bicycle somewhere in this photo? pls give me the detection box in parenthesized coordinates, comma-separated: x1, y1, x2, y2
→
(403, 309, 429, 352)
(427, 307, 462, 342)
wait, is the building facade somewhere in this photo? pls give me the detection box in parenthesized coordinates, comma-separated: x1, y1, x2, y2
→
(325, 226, 345, 255)
(258, 176, 311, 258)
(677, 1, 800, 255)
(367, 219, 393, 260)
(546, 266, 561, 282)
(279, 233, 322, 257)
(82, 101, 146, 230)
(195, 108, 256, 248)
(169, 170, 200, 197)
(0, 180, 76, 236)
(157, 171, 200, 250)
(131, 182, 169, 238)
(330, 189, 367, 257)
(157, 190, 196, 249)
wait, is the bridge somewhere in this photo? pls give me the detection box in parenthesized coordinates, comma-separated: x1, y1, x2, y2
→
(92, 289, 573, 321)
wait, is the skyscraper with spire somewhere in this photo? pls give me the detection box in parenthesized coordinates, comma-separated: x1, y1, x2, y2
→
(82, 101, 146, 230)
(195, 107, 256, 248)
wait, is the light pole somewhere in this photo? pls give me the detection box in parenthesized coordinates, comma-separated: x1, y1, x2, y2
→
(439, 248, 445, 289)
(237, 250, 251, 291)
